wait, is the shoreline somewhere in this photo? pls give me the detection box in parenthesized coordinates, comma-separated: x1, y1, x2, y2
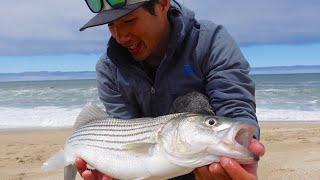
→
(1, 121, 320, 133)
(1, 122, 320, 180)
(260, 120, 320, 124)
(0, 126, 72, 133)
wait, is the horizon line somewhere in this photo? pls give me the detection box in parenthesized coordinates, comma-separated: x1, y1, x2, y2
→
(1, 64, 320, 74)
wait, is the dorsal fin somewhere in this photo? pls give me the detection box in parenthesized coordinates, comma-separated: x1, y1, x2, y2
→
(73, 102, 108, 130)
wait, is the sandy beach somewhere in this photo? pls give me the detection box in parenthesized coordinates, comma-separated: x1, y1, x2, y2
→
(1, 122, 320, 180)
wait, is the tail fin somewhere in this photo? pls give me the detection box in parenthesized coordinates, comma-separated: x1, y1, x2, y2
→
(42, 150, 70, 171)
(42, 149, 77, 180)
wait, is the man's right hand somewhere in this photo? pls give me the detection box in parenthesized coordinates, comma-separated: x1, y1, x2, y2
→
(75, 157, 112, 180)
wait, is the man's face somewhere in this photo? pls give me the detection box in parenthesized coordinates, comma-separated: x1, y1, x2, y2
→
(108, 4, 169, 61)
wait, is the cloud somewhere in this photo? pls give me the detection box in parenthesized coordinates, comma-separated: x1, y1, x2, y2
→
(0, 0, 319, 55)
(180, 0, 320, 45)
(0, 0, 107, 56)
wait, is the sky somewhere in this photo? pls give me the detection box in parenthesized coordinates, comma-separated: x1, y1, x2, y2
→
(0, 0, 319, 73)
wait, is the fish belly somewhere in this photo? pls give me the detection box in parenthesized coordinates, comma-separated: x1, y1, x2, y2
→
(66, 144, 193, 180)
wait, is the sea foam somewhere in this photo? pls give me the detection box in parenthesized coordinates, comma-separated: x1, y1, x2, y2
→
(0, 106, 81, 130)
(257, 108, 320, 121)
(1, 106, 319, 130)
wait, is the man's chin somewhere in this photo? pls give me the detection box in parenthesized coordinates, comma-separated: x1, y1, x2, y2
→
(132, 56, 145, 62)
(131, 53, 148, 62)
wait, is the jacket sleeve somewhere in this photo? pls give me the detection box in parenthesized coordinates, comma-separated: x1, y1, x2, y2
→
(200, 25, 260, 139)
(96, 54, 140, 119)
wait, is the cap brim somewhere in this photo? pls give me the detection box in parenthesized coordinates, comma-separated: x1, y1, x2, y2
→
(80, 2, 145, 31)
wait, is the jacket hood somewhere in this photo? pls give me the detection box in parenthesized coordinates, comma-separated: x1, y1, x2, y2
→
(106, 2, 196, 67)
(168, 1, 195, 47)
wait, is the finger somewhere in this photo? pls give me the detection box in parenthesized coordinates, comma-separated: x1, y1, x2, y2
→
(83, 169, 113, 180)
(208, 163, 231, 180)
(95, 170, 113, 180)
(102, 175, 113, 180)
(220, 157, 254, 180)
(242, 161, 258, 175)
(75, 157, 87, 176)
(82, 170, 97, 180)
(249, 139, 265, 157)
(193, 166, 211, 180)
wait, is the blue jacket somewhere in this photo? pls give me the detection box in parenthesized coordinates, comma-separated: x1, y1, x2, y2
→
(96, 4, 259, 138)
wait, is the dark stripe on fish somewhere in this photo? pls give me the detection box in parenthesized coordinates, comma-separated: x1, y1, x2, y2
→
(72, 114, 181, 131)
(70, 143, 143, 152)
(67, 137, 150, 144)
(73, 122, 165, 135)
(68, 129, 154, 141)
(75, 119, 165, 129)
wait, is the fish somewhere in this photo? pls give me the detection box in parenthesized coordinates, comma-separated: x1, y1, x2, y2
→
(42, 103, 258, 180)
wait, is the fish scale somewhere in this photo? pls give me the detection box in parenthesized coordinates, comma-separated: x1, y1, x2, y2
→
(72, 118, 169, 134)
(69, 114, 177, 136)
(66, 113, 182, 151)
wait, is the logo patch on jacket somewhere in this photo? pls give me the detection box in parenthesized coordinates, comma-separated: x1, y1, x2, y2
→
(183, 65, 194, 75)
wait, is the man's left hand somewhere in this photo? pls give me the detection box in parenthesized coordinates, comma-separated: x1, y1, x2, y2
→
(194, 139, 265, 180)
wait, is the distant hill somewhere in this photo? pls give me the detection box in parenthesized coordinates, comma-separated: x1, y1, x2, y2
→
(0, 71, 96, 82)
(250, 65, 320, 75)
(0, 65, 320, 82)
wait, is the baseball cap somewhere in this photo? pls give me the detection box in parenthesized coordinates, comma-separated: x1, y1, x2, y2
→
(80, 0, 150, 31)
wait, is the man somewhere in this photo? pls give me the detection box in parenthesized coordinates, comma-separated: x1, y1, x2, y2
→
(76, 0, 265, 179)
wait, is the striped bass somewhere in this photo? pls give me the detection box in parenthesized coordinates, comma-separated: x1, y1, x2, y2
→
(42, 103, 258, 180)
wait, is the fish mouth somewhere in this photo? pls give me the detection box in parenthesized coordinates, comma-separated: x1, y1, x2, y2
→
(222, 123, 259, 163)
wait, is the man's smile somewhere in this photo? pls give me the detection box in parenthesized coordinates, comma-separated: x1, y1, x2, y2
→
(126, 41, 143, 56)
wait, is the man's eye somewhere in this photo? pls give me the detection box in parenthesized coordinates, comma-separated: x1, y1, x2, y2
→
(108, 22, 114, 27)
(124, 18, 136, 24)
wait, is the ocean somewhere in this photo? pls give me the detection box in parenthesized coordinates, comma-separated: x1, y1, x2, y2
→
(0, 73, 319, 130)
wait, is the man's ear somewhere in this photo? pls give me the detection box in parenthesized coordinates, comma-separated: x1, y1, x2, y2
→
(157, 0, 171, 13)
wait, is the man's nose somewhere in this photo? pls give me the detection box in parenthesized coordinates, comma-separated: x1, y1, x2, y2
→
(112, 25, 130, 44)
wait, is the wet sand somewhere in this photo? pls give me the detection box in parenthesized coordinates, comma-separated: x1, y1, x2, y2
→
(1, 122, 320, 180)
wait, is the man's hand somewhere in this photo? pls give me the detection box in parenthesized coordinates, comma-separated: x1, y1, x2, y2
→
(75, 139, 265, 180)
(75, 158, 112, 180)
(194, 139, 265, 180)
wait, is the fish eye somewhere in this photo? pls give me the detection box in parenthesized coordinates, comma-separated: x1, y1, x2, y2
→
(205, 118, 216, 126)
